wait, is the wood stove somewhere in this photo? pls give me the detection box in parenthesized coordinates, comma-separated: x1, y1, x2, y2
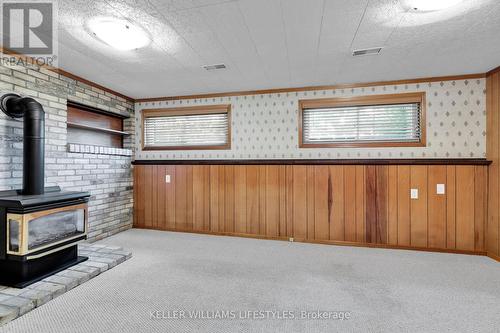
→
(0, 93, 90, 288)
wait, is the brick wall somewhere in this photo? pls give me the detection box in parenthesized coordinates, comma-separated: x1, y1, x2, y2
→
(0, 61, 135, 241)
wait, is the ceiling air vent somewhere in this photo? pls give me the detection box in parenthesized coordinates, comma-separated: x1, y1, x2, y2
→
(352, 47, 383, 56)
(203, 64, 226, 71)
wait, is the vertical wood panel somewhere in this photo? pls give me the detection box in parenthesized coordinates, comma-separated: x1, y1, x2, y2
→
(209, 165, 220, 232)
(376, 166, 388, 244)
(192, 165, 209, 231)
(306, 166, 315, 240)
(474, 166, 487, 251)
(388, 166, 398, 245)
(259, 166, 267, 235)
(355, 166, 365, 243)
(234, 165, 247, 233)
(285, 165, 294, 237)
(292, 166, 307, 239)
(397, 166, 411, 246)
(365, 166, 377, 243)
(314, 166, 330, 240)
(330, 166, 344, 241)
(428, 165, 447, 248)
(410, 166, 428, 247)
(487, 72, 500, 256)
(279, 165, 287, 237)
(344, 166, 357, 242)
(217, 166, 225, 232)
(265, 166, 280, 237)
(224, 165, 235, 233)
(446, 165, 456, 249)
(246, 166, 260, 234)
(456, 166, 475, 251)
(174, 166, 188, 229)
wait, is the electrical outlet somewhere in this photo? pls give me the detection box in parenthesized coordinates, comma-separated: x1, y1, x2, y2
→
(289, 237, 294, 242)
(410, 188, 419, 199)
(436, 184, 445, 194)
(165, 175, 171, 183)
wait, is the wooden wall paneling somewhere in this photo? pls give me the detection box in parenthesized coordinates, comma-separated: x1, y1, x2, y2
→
(330, 166, 345, 241)
(224, 166, 235, 233)
(487, 72, 500, 256)
(344, 166, 357, 242)
(446, 166, 456, 249)
(144, 165, 157, 229)
(174, 165, 191, 230)
(234, 165, 247, 234)
(314, 166, 330, 240)
(375, 166, 388, 244)
(306, 166, 316, 240)
(410, 166, 428, 247)
(278, 165, 287, 237)
(217, 166, 226, 232)
(285, 165, 294, 237)
(427, 165, 447, 248)
(474, 166, 487, 251)
(397, 166, 411, 246)
(259, 166, 267, 235)
(455, 166, 476, 251)
(246, 166, 260, 235)
(387, 166, 398, 245)
(355, 166, 365, 243)
(192, 166, 210, 231)
(156, 165, 166, 230)
(365, 165, 377, 243)
(292, 166, 308, 239)
(365, 166, 388, 244)
(265, 166, 280, 237)
(133, 166, 143, 228)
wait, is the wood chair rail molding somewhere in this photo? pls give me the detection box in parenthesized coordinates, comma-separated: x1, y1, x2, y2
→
(298, 92, 426, 148)
(132, 159, 491, 165)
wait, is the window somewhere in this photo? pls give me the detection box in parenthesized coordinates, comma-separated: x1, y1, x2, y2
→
(299, 92, 426, 148)
(142, 105, 231, 150)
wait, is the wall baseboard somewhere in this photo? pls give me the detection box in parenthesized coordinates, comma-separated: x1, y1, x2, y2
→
(487, 252, 500, 262)
(133, 226, 488, 257)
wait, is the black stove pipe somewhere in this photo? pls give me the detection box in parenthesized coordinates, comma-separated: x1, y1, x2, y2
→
(1, 94, 45, 195)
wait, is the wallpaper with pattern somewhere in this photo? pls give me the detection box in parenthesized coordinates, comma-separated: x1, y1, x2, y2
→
(134, 78, 486, 160)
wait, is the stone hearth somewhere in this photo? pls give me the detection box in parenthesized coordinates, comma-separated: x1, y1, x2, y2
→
(0, 243, 131, 326)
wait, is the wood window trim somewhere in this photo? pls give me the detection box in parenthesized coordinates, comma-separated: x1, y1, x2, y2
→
(298, 92, 426, 148)
(141, 104, 231, 151)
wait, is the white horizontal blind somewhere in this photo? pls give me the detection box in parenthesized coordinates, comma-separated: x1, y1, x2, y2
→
(302, 102, 421, 144)
(144, 112, 228, 147)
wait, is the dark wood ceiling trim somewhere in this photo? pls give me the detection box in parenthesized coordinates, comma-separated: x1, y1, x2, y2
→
(0, 47, 135, 103)
(132, 159, 492, 166)
(487, 65, 500, 77)
(135, 73, 486, 102)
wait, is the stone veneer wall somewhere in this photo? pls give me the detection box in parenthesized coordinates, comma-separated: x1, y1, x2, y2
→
(0, 62, 135, 241)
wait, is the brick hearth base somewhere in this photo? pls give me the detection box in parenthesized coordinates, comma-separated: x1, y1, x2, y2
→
(0, 243, 132, 326)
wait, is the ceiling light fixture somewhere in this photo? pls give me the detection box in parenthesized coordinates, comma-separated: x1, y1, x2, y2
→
(408, 0, 464, 11)
(87, 17, 150, 51)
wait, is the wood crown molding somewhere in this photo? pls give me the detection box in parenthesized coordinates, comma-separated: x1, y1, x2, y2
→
(0, 47, 134, 102)
(135, 73, 486, 103)
(132, 158, 492, 166)
(487, 65, 500, 77)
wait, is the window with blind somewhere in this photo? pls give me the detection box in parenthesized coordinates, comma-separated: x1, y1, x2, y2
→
(299, 92, 426, 148)
(142, 105, 231, 150)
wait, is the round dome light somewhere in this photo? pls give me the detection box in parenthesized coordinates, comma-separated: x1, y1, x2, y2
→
(87, 17, 150, 51)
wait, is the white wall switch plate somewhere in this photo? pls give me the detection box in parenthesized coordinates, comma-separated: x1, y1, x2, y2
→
(411, 188, 419, 199)
(165, 175, 171, 183)
(436, 184, 445, 194)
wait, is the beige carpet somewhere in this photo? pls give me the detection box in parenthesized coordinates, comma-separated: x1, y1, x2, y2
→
(1, 228, 499, 333)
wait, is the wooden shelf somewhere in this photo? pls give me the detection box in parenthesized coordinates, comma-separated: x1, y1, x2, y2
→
(67, 122, 130, 136)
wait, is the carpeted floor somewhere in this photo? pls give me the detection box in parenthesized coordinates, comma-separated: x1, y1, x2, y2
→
(1, 228, 499, 333)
